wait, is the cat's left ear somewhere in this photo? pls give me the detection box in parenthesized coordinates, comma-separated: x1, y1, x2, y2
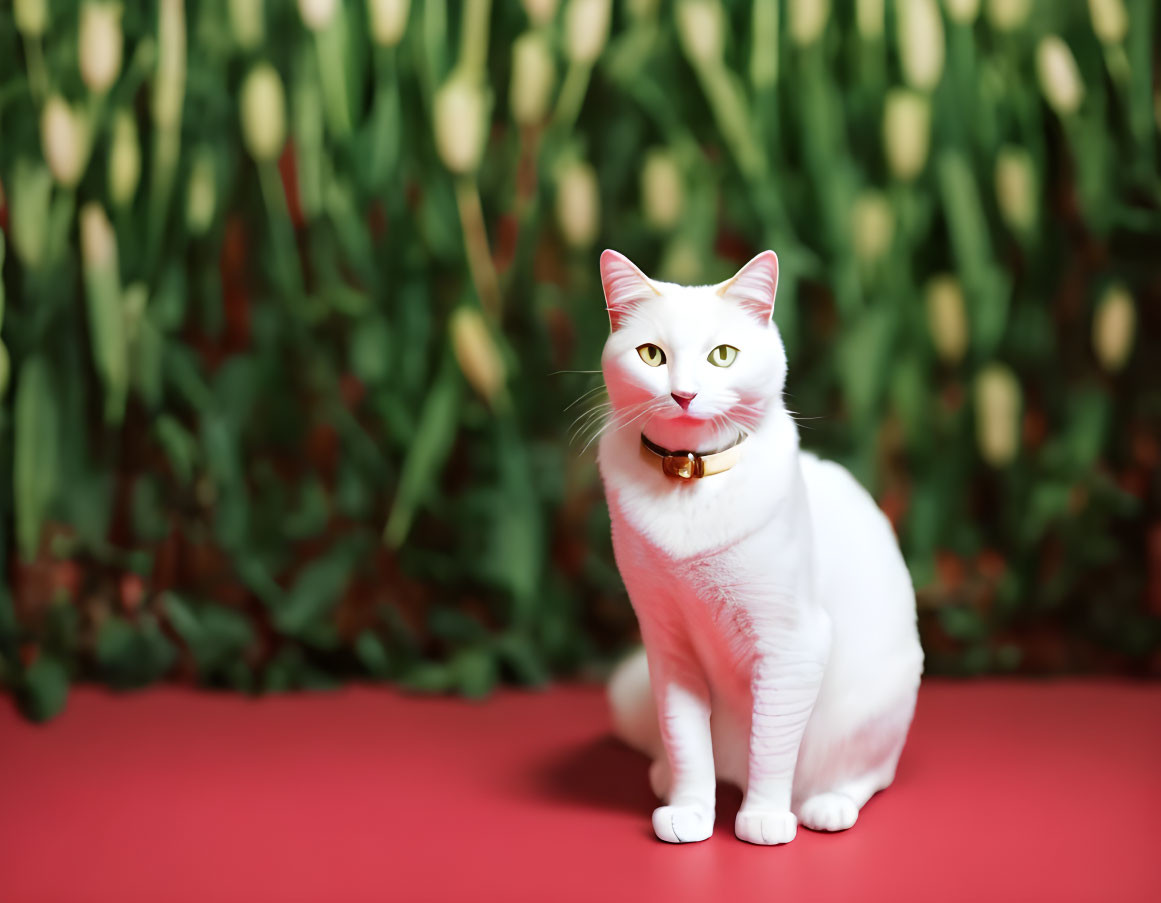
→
(600, 249, 659, 331)
(718, 251, 779, 323)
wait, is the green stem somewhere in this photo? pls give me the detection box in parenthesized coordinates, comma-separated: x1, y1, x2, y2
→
(455, 177, 503, 321)
(552, 62, 592, 132)
(258, 161, 306, 301)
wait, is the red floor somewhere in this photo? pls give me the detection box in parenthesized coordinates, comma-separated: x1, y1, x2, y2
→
(1, 681, 1159, 903)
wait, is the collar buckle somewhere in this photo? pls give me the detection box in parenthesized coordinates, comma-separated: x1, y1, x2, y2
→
(662, 451, 704, 480)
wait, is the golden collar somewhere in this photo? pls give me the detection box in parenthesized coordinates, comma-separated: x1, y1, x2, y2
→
(640, 432, 747, 481)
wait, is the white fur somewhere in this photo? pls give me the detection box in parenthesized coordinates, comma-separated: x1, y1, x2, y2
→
(597, 250, 923, 845)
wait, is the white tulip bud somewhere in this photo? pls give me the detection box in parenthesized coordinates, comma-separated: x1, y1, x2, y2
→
(944, 0, 980, 25)
(985, 0, 1031, 33)
(41, 95, 91, 188)
(1036, 36, 1085, 117)
(153, 0, 187, 129)
(521, 0, 559, 25)
(229, 0, 264, 49)
(79, 3, 124, 95)
(676, 0, 724, 67)
(640, 150, 684, 230)
(564, 0, 611, 64)
(883, 89, 931, 181)
(851, 190, 894, 264)
(789, 0, 829, 47)
(856, 0, 884, 40)
(898, 0, 945, 92)
(1089, 0, 1128, 45)
(80, 202, 117, 269)
(974, 364, 1021, 467)
(368, 0, 410, 47)
(451, 308, 506, 403)
(510, 32, 556, 125)
(925, 275, 969, 363)
(186, 150, 217, 235)
(1092, 284, 1135, 373)
(15, 0, 47, 37)
(433, 75, 487, 174)
(994, 145, 1037, 234)
(555, 160, 600, 248)
(108, 110, 141, 208)
(299, 0, 338, 31)
(240, 63, 287, 162)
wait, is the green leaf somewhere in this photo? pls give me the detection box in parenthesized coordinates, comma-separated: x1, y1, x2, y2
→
(276, 542, 361, 635)
(19, 655, 70, 722)
(96, 615, 177, 689)
(14, 356, 59, 560)
(384, 359, 461, 547)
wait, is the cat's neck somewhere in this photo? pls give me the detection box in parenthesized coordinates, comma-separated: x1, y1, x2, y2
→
(640, 418, 742, 455)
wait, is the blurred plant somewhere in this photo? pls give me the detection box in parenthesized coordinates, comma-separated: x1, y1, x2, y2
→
(0, 0, 1158, 720)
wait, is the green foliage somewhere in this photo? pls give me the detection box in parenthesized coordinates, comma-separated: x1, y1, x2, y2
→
(0, 1, 1159, 717)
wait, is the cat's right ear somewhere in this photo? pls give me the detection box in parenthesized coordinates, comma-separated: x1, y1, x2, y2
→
(600, 249, 658, 331)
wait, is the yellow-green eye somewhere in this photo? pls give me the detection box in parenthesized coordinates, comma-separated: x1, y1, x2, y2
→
(708, 344, 738, 367)
(637, 344, 666, 367)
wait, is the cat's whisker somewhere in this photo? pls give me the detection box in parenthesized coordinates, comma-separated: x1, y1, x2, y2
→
(564, 384, 607, 412)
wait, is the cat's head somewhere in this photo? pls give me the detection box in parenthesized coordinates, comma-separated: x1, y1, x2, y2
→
(599, 250, 787, 444)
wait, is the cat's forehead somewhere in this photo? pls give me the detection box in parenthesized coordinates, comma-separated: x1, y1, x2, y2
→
(635, 281, 745, 336)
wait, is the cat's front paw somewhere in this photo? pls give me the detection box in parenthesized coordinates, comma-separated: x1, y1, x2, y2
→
(734, 808, 797, 845)
(652, 803, 714, 843)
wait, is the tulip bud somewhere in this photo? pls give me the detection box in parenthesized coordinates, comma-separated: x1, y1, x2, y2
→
(240, 63, 287, 162)
(640, 150, 684, 230)
(564, 0, 611, 64)
(153, 0, 187, 130)
(974, 364, 1021, 466)
(944, 0, 980, 25)
(186, 150, 217, 235)
(299, 0, 337, 31)
(368, 0, 410, 47)
(1088, 0, 1128, 45)
(676, 0, 724, 67)
(510, 32, 556, 125)
(451, 307, 505, 403)
(0, 341, 9, 400)
(985, 0, 1031, 32)
(41, 95, 91, 188)
(627, 0, 659, 20)
(789, 0, 829, 46)
(1092, 283, 1135, 373)
(883, 89, 931, 181)
(994, 145, 1037, 235)
(555, 160, 600, 248)
(851, 190, 894, 264)
(897, 0, 945, 92)
(856, 0, 884, 40)
(1036, 36, 1085, 117)
(79, 3, 124, 95)
(15, 0, 47, 37)
(229, 0, 264, 49)
(925, 275, 968, 364)
(80, 202, 116, 268)
(521, 0, 559, 25)
(107, 110, 141, 208)
(433, 75, 487, 174)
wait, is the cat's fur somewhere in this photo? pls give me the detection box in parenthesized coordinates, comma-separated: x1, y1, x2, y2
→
(597, 249, 923, 845)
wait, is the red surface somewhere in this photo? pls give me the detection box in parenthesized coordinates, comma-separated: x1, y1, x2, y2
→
(1, 681, 1159, 903)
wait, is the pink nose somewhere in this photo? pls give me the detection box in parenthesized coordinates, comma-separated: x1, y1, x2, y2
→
(671, 392, 696, 411)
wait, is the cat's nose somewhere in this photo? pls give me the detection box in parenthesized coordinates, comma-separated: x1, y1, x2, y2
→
(671, 392, 696, 411)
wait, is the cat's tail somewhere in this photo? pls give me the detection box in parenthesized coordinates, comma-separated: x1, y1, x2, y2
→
(607, 647, 660, 756)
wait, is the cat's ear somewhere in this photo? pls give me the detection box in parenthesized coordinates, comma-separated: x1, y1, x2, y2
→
(718, 251, 779, 323)
(600, 249, 658, 330)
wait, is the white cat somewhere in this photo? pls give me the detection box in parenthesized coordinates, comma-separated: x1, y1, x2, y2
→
(597, 249, 923, 845)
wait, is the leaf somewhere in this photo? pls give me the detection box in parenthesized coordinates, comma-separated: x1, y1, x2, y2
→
(838, 307, 895, 430)
(14, 356, 59, 560)
(19, 655, 70, 722)
(384, 359, 461, 547)
(163, 595, 254, 676)
(355, 631, 391, 678)
(96, 615, 177, 689)
(275, 542, 361, 635)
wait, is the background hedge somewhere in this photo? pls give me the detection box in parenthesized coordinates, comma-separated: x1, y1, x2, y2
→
(1, 0, 1158, 720)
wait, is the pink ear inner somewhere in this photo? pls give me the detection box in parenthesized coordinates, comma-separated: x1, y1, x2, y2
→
(717, 250, 779, 322)
(600, 249, 659, 330)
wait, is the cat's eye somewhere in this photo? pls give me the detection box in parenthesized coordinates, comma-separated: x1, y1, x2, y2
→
(637, 344, 666, 367)
(708, 344, 738, 367)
